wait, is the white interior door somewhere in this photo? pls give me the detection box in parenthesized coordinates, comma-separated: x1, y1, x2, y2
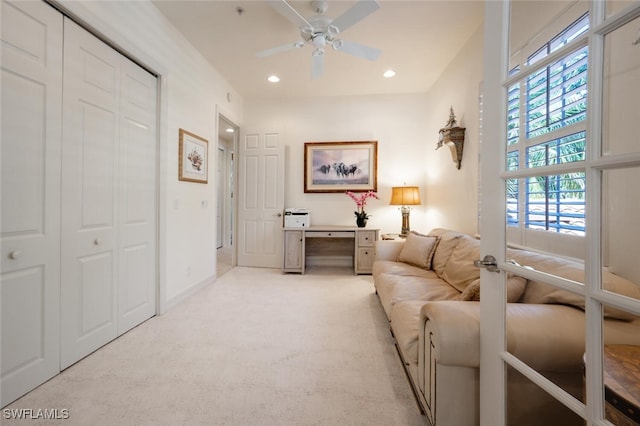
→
(117, 55, 157, 335)
(60, 18, 120, 368)
(237, 130, 284, 268)
(0, 0, 63, 406)
(481, 2, 640, 425)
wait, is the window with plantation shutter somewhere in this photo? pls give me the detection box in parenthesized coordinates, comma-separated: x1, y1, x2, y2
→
(506, 13, 588, 237)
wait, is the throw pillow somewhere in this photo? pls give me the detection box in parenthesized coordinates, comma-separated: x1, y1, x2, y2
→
(397, 232, 440, 270)
(427, 229, 464, 277)
(440, 235, 481, 292)
(457, 274, 527, 302)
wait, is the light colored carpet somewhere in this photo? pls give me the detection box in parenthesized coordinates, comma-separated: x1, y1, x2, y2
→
(3, 267, 427, 425)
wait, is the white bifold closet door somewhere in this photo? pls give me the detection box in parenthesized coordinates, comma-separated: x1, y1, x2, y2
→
(60, 18, 157, 369)
(1, 0, 157, 406)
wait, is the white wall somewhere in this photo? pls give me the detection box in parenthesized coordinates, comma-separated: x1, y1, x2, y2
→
(58, 0, 244, 310)
(424, 23, 484, 236)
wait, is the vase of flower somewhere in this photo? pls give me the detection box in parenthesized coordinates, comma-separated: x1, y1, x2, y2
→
(346, 191, 379, 228)
(355, 212, 368, 228)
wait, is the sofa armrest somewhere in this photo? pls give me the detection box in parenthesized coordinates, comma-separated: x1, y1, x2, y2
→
(420, 302, 588, 370)
(420, 301, 481, 368)
(374, 240, 404, 261)
(420, 301, 640, 372)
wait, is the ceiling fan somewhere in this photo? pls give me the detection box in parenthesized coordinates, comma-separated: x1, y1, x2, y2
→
(256, 0, 381, 78)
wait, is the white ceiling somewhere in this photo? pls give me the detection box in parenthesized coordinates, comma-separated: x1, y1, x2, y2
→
(152, 0, 485, 100)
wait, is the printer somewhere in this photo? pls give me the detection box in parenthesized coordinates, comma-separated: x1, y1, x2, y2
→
(284, 208, 310, 228)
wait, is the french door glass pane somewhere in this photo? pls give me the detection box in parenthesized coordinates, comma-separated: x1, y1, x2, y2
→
(601, 166, 640, 423)
(507, 298, 585, 426)
(597, 340, 640, 424)
(602, 15, 640, 156)
(506, 367, 583, 425)
(525, 173, 585, 235)
(601, 167, 640, 303)
(606, 1, 639, 17)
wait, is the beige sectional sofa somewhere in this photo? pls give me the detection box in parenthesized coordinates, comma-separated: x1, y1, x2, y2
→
(373, 228, 640, 426)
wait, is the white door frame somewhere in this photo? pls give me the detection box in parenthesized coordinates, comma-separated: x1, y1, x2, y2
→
(217, 111, 239, 269)
(479, 2, 509, 424)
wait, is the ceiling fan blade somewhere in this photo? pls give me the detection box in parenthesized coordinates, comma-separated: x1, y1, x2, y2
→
(333, 39, 381, 61)
(267, 0, 312, 29)
(256, 41, 303, 58)
(311, 53, 324, 79)
(330, 0, 380, 34)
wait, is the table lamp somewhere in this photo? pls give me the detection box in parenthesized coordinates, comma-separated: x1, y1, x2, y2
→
(390, 186, 421, 236)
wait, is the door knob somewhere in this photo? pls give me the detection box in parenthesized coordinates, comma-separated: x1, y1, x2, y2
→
(94, 238, 102, 246)
(275, 212, 282, 217)
(8, 250, 21, 260)
(473, 255, 500, 272)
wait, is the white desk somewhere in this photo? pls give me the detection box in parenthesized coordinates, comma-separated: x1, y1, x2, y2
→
(283, 226, 379, 274)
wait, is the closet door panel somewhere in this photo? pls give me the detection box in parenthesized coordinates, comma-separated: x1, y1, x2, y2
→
(0, 0, 63, 406)
(61, 18, 119, 369)
(118, 57, 157, 334)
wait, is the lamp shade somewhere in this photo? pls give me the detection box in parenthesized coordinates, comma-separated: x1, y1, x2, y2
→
(390, 186, 421, 206)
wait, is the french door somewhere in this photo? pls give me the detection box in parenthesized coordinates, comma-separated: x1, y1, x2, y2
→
(481, 1, 640, 425)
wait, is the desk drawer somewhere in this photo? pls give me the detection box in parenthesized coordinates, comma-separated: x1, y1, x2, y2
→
(306, 231, 354, 238)
(357, 230, 377, 247)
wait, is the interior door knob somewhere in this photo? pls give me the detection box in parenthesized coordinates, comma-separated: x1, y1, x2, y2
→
(8, 250, 21, 260)
(473, 255, 500, 272)
(94, 238, 102, 246)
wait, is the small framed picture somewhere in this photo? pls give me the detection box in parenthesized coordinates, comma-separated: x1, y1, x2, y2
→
(178, 128, 208, 184)
(304, 141, 378, 193)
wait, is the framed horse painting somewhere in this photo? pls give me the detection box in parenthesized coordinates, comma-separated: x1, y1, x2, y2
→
(303, 141, 378, 193)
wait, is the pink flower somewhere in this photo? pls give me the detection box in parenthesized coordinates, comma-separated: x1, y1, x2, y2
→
(345, 191, 379, 213)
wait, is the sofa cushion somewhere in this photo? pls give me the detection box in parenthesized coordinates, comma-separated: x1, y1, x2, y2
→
(456, 274, 527, 302)
(396, 231, 439, 269)
(375, 273, 457, 318)
(511, 249, 640, 321)
(427, 228, 465, 277)
(372, 260, 435, 280)
(440, 235, 482, 292)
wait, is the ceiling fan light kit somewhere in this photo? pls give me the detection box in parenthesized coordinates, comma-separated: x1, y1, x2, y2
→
(258, 0, 382, 78)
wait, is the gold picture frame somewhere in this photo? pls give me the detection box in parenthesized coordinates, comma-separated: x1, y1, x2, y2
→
(178, 128, 208, 184)
(304, 141, 378, 193)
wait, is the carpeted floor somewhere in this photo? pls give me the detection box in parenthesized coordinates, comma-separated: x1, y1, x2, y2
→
(3, 267, 427, 425)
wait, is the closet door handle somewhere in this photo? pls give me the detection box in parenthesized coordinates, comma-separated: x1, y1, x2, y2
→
(94, 238, 102, 246)
(8, 250, 21, 260)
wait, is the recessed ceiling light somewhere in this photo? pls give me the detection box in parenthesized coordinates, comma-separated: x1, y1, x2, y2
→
(225, 128, 234, 133)
(267, 75, 280, 83)
(383, 70, 396, 78)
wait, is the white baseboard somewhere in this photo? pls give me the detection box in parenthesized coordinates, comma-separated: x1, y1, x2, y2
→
(163, 275, 215, 313)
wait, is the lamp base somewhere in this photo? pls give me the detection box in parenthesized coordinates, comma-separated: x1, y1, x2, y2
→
(400, 205, 411, 236)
